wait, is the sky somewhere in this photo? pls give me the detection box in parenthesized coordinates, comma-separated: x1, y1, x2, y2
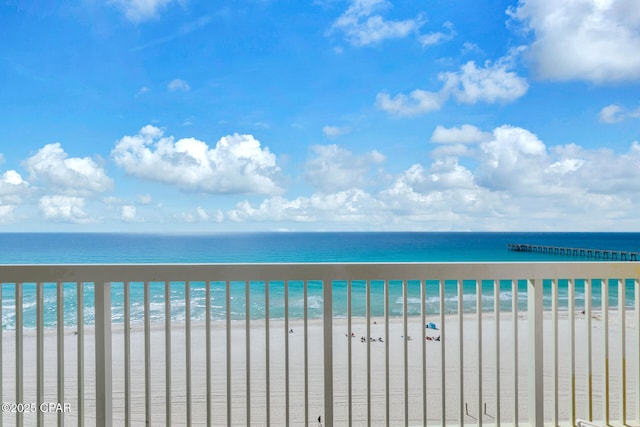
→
(0, 0, 639, 232)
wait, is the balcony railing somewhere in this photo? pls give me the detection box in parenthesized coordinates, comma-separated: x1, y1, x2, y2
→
(1, 262, 639, 426)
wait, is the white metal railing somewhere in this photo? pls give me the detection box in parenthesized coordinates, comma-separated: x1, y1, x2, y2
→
(0, 262, 640, 426)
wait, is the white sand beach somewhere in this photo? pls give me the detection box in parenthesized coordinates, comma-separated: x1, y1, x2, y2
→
(1, 310, 638, 426)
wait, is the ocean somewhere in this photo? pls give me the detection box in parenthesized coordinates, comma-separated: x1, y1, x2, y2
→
(0, 232, 638, 328)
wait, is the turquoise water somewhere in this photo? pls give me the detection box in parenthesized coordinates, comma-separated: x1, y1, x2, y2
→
(0, 232, 638, 328)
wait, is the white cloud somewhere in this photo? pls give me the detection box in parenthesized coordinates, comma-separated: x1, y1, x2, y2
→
(112, 125, 283, 195)
(168, 78, 190, 92)
(476, 125, 548, 193)
(121, 205, 137, 221)
(322, 125, 351, 137)
(39, 195, 92, 224)
(330, 0, 424, 46)
(196, 206, 209, 221)
(376, 88, 446, 116)
(431, 125, 492, 144)
(509, 0, 640, 82)
(23, 143, 113, 196)
(110, 0, 173, 23)
(599, 104, 625, 123)
(224, 123, 640, 230)
(0, 169, 28, 217)
(599, 104, 640, 123)
(138, 194, 153, 204)
(228, 189, 386, 224)
(304, 144, 385, 192)
(0, 205, 16, 223)
(0, 170, 27, 194)
(419, 21, 456, 47)
(441, 54, 529, 104)
(376, 52, 527, 116)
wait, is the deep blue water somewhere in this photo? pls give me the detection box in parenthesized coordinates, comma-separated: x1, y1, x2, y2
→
(1, 231, 639, 264)
(0, 232, 638, 328)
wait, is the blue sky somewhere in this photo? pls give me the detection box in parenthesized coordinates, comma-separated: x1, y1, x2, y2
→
(1, 0, 639, 232)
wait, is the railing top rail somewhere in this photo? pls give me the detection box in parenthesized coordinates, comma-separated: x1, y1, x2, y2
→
(0, 262, 638, 283)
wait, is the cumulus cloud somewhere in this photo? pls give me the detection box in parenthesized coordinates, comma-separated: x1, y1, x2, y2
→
(23, 143, 113, 196)
(475, 125, 548, 193)
(138, 194, 153, 204)
(442, 55, 529, 104)
(0, 205, 16, 223)
(168, 78, 190, 92)
(419, 21, 456, 47)
(509, 0, 640, 82)
(110, 0, 173, 22)
(0, 170, 28, 196)
(376, 88, 446, 116)
(431, 125, 492, 144)
(322, 125, 351, 137)
(121, 205, 137, 221)
(112, 125, 283, 195)
(329, 0, 424, 46)
(376, 52, 528, 116)
(599, 104, 640, 123)
(228, 189, 386, 224)
(0, 169, 26, 223)
(304, 145, 385, 192)
(226, 123, 640, 230)
(39, 195, 92, 224)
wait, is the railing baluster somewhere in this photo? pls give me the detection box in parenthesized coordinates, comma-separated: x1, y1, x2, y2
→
(403, 280, 409, 427)
(585, 279, 593, 421)
(552, 279, 558, 427)
(284, 280, 290, 427)
(366, 280, 371, 427)
(36, 283, 44, 427)
(528, 278, 543, 427)
(245, 281, 251, 426)
(77, 283, 85, 427)
(568, 279, 575, 426)
(16, 283, 23, 427)
(458, 280, 464, 427)
(512, 279, 518, 426)
(57, 282, 64, 427)
(144, 281, 151, 426)
(0, 282, 3, 427)
(619, 279, 626, 424)
(95, 281, 112, 427)
(602, 279, 610, 424)
(124, 282, 130, 427)
(323, 279, 333, 427)
(348, 280, 353, 427)
(226, 281, 231, 427)
(494, 280, 500, 427)
(421, 280, 426, 427)
(205, 281, 212, 427)
(265, 281, 271, 427)
(304, 280, 309, 427)
(384, 279, 389, 426)
(165, 282, 171, 426)
(477, 280, 482, 427)
(636, 279, 640, 426)
(185, 281, 192, 427)
(439, 280, 446, 427)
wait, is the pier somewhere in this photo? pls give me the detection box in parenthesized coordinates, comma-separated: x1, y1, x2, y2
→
(507, 243, 640, 261)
